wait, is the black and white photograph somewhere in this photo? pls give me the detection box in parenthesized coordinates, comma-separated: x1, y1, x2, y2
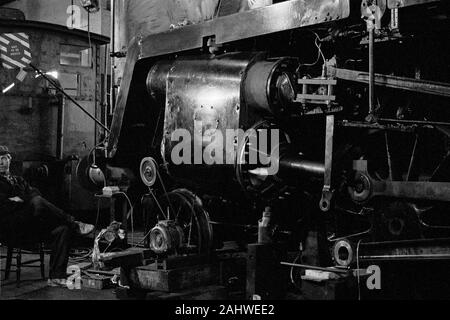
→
(1, 0, 450, 308)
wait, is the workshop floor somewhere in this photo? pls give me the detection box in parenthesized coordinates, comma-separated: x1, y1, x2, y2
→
(0, 246, 117, 300)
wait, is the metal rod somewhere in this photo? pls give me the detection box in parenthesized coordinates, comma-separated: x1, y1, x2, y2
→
(110, 0, 116, 116)
(56, 96, 65, 160)
(379, 118, 450, 127)
(320, 114, 334, 212)
(359, 254, 450, 261)
(333, 67, 450, 98)
(103, 44, 109, 158)
(30, 64, 110, 133)
(385, 131, 393, 181)
(406, 134, 418, 181)
(279, 157, 325, 177)
(94, 41, 98, 151)
(280, 262, 349, 274)
(368, 27, 375, 117)
(209, 221, 258, 229)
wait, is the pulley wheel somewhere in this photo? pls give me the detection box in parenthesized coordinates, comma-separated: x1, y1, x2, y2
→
(140, 157, 158, 187)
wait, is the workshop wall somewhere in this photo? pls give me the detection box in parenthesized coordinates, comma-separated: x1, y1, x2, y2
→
(0, 23, 107, 212)
(0, 27, 98, 160)
(3, 0, 110, 37)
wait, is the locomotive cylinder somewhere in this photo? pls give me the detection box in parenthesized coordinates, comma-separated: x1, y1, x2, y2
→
(146, 53, 323, 195)
(243, 57, 297, 116)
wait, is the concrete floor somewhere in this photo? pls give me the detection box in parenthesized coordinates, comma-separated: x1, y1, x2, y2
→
(0, 246, 117, 300)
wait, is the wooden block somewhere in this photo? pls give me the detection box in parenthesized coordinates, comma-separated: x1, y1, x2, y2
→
(129, 264, 219, 292)
(297, 79, 337, 85)
(146, 254, 210, 271)
(81, 275, 112, 290)
(301, 278, 358, 300)
(296, 94, 336, 101)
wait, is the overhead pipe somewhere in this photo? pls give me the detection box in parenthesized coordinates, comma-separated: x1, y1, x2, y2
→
(110, 0, 116, 116)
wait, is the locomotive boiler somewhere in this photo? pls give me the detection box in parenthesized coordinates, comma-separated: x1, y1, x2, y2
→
(103, 0, 450, 276)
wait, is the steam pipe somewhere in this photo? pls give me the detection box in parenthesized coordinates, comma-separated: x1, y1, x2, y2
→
(110, 0, 116, 116)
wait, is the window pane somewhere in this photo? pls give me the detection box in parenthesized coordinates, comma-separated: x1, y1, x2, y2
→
(60, 44, 92, 67)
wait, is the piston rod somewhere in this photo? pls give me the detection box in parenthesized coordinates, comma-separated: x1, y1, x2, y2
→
(279, 156, 325, 178)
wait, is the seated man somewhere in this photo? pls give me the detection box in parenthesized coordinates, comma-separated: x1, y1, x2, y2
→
(0, 146, 94, 287)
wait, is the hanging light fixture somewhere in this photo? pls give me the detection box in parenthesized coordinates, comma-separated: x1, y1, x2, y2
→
(79, 0, 100, 13)
(2, 82, 15, 94)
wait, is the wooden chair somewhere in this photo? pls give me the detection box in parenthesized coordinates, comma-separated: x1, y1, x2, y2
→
(1, 242, 46, 287)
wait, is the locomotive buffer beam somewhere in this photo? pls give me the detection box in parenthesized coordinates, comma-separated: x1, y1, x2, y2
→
(330, 67, 450, 98)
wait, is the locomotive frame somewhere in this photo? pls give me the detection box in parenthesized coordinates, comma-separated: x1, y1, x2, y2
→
(104, 0, 450, 299)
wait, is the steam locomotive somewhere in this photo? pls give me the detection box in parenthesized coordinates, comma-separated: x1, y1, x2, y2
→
(103, 0, 450, 269)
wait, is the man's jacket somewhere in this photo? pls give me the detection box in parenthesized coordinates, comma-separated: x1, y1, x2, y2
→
(0, 175, 41, 243)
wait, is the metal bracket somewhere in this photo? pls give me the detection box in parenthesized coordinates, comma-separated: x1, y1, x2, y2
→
(390, 7, 399, 30)
(350, 158, 450, 203)
(320, 114, 335, 212)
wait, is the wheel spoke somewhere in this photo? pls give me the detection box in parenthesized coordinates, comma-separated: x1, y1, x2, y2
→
(248, 146, 270, 158)
(431, 150, 450, 181)
(385, 131, 393, 181)
(187, 213, 194, 246)
(406, 134, 419, 182)
(175, 203, 182, 220)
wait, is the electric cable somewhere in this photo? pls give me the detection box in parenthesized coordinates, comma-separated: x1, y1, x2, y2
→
(290, 252, 303, 291)
(327, 228, 372, 243)
(132, 192, 160, 248)
(132, 194, 156, 248)
(296, 30, 327, 72)
(132, 187, 176, 248)
(115, 191, 135, 246)
(149, 187, 168, 220)
(69, 247, 93, 263)
(156, 168, 176, 219)
(356, 239, 362, 301)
